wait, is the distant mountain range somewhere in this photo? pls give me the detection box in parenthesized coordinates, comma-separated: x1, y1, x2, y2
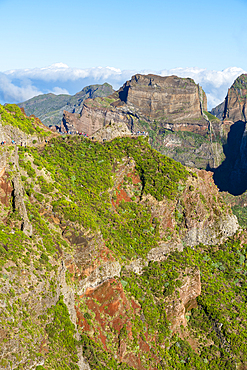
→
(17, 83, 114, 128)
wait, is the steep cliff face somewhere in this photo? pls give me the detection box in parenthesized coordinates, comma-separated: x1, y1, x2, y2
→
(212, 74, 247, 195)
(61, 74, 226, 170)
(61, 74, 209, 135)
(223, 74, 247, 123)
(211, 74, 247, 128)
(119, 74, 207, 128)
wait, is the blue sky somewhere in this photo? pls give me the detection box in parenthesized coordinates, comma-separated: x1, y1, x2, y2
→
(0, 0, 247, 108)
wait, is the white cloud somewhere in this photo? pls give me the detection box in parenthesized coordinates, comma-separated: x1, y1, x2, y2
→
(1, 64, 246, 109)
(159, 66, 247, 108)
(4, 64, 132, 84)
(0, 73, 42, 103)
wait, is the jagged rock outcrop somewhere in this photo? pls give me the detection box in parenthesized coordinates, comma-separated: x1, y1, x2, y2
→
(90, 121, 132, 142)
(61, 103, 131, 135)
(223, 74, 247, 124)
(211, 74, 247, 130)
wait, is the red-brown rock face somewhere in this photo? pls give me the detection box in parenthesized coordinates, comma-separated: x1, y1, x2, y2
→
(121, 74, 207, 122)
(61, 74, 209, 136)
(61, 103, 131, 135)
(76, 279, 153, 370)
(0, 172, 12, 207)
(75, 272, 201, 369)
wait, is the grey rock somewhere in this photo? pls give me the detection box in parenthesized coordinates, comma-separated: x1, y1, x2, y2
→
(77, 261, 121, 295)
(183, 214, 239, 247)
(91, 121, 132, 142)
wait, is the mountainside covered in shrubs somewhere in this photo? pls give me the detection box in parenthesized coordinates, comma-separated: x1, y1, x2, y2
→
(0, 104, 246, 370)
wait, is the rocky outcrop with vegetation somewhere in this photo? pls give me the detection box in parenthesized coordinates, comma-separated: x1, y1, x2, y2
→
(60, 74, 226, 170)
(0, 106, 246, 369)
(17, 83, 114, 129)
(62, 74, 208, 134)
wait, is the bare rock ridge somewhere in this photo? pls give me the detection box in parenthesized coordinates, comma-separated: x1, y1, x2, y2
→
(17, 83, 114, 129)
(61, 74, 209, 136)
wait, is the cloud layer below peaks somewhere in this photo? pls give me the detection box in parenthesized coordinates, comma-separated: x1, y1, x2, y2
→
(1, 63, 246, 110)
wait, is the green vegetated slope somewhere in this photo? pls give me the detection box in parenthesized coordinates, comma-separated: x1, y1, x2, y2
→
(17, 83, 114, 127)
(27, 135, 188, 259)
(120, 240, 247, 370)
(0, 104, 50, 137)
(0, 115, 246, 369)
(222, 191, 247, 229)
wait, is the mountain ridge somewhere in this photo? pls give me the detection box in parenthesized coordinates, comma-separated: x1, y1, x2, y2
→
(17, 83, 114, 129)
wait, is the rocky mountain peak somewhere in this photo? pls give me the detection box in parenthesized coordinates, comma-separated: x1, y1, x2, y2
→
(61, 74, 209, 137)
(118, 73, 207, 122)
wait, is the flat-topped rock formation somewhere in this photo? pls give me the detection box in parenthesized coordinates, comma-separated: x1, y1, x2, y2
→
(61, 74, 209, 136)
(118, 74, 207, 125)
